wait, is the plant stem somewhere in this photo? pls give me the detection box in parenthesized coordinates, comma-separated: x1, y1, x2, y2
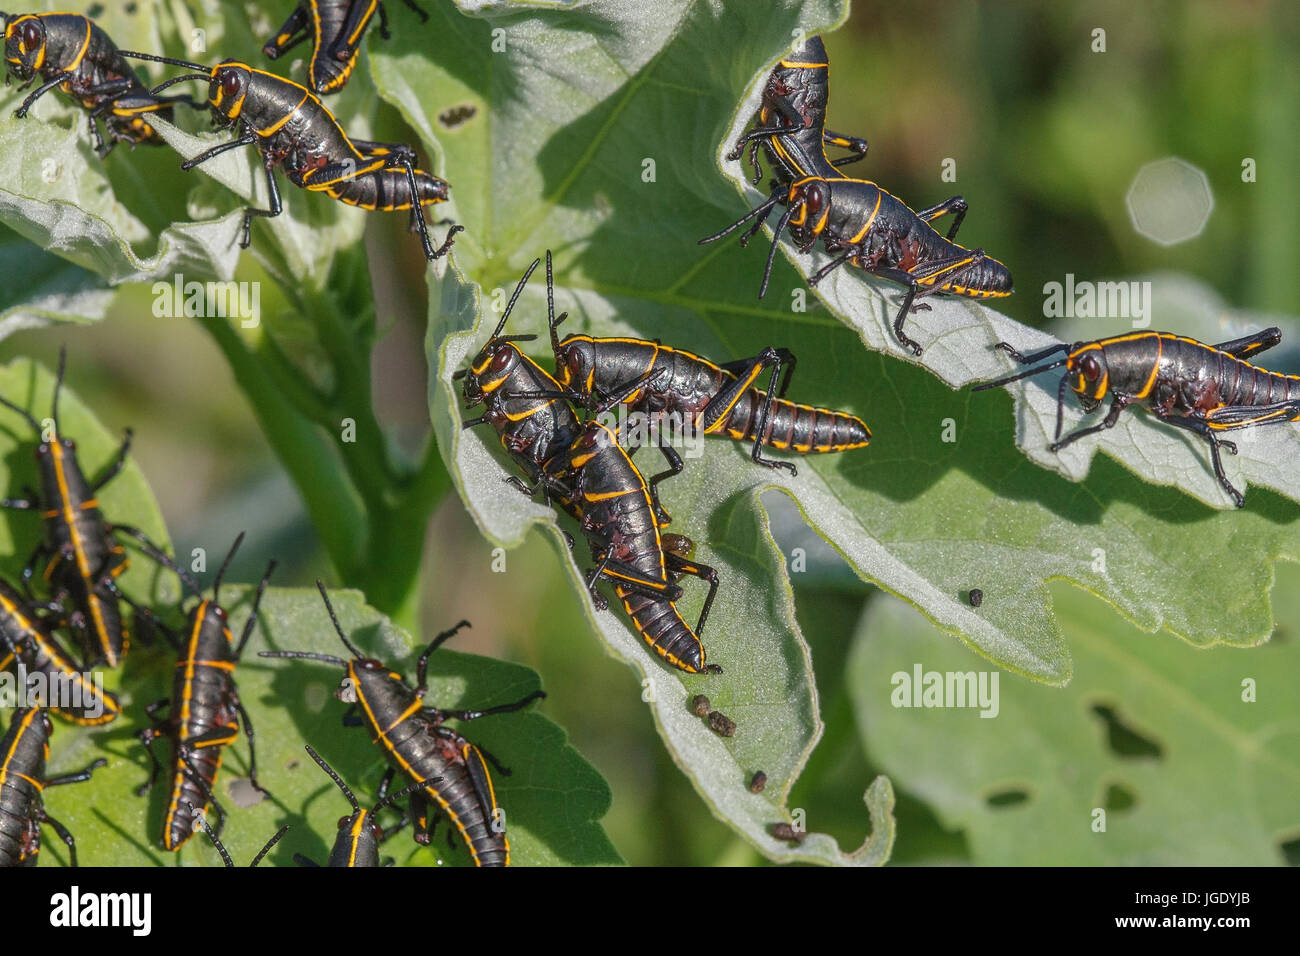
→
(202, 265, 450, 627)
(199, 315, 366, 570)
(358, 440, 450, 630)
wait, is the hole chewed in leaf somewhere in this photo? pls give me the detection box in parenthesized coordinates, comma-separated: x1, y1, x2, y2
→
(1091, 703, 1163, 760)
(1102, 782, 1137, 813)
(985, 787, 1031, 809)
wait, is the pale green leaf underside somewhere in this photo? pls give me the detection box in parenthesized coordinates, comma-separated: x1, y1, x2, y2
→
(0, 229, 115, 340)
(369, 0, 1300, 860)
(0, 0, 383, 289)
(714, 74, 1300, 512)
(0, 115, 244, 282)
(389, 0, 1300, 692)
(378, 0, 894, 863)
(429, 264, 894, 866)
(849, 576, 1300, 864)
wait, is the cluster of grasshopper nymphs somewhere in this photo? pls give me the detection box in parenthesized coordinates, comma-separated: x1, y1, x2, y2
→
(3, 10, 1294, 869)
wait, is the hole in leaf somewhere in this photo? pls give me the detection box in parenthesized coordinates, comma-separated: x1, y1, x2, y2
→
(1091, 704, 1163, 759)
(1278, 836, 1300, 866)
(986, 788, 1030, 808)
(1103, 782, 1137, 813)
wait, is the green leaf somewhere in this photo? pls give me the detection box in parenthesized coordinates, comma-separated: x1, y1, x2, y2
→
(1017, 272, 1300, 509)
(27, 581, 618, 866)
(0, 355, 168, 863)
(707, 57, 1300, 512)
(0, 356, 614, 865)
(848, 577, 1300, 864)
(0, 229, 116, 339)
(405, 0, 1299, 688)
(370, 0, 1298, 865)
(0, 112, 245, 282)
(0, 356, 173, 611)
(0, 0, 246, 282)
(381, 0, 896, 864)
(0, 0, 380, 287)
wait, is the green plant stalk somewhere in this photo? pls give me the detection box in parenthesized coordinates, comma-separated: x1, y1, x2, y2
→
(288, 280, 450, 620)
(1252, 21, 1299, 312)
(362, 438, 449, 626)
(200, 313, 367, 565)
(202, 272, 450, 628)
(289, 284, 395, 507)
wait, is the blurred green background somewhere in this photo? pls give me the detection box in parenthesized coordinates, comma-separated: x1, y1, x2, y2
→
(2, 0, 1297, 864)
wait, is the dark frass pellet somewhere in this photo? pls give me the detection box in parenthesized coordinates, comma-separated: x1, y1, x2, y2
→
(771, 823, 805, 844)
(969, 588, 983, 608)
(707, 711, 737, 737)
(749, 771, 767, 794)
(438, 103, 478, 129)
(691, 694, 712, 718)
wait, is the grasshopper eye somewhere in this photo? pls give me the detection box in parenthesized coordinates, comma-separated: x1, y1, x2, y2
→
(1080, 354, 1101, 382)
(220, 70, 241, 99)
(808, 181, 830, 215)
(20, 21, 42, 52)
(564, 350, 584, 380)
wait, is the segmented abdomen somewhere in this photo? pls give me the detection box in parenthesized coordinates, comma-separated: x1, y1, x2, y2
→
(429, 755, 508, 868)
(163, 665, 234, 851)
(308, 1, 361, 95)
(620, 589, 706, 673)
(575, 447, 706, 673)
(856, 190, 1014, 300)
(164, 755, 219, 851)
(0, 777, 40, 867)
(0, 710, 46, 866)
(385, 717, 508, 867)
(720, 392, 870, 452)
(325, 168, 449, 212)
(0, 631, 120, 726)
(936, 252, 1014, 298)
(1218, 351, 1300, 408)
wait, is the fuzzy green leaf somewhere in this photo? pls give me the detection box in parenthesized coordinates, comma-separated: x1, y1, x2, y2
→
(30, 586, 618, 867)
(378, 0, 896, 864)
(0, 0, 381, 288)
(375, 0, 1300, 864)
(0, 360, 614, 865)
(848, 575, 1300, 864)
(0, 229, 115, 338)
